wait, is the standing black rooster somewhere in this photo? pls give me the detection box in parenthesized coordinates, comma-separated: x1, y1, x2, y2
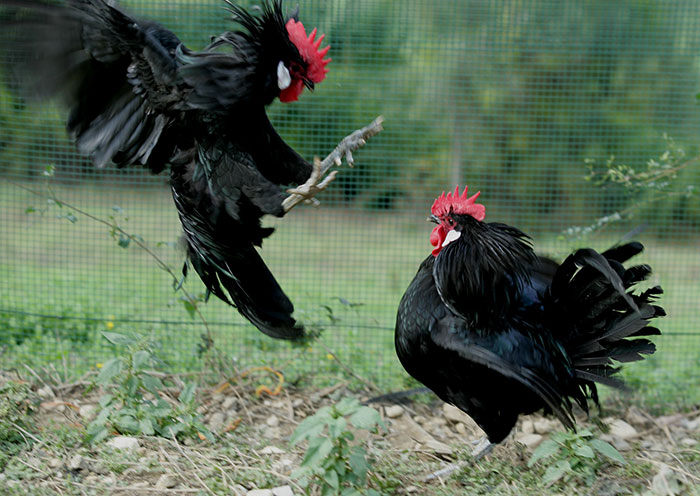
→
(2, 0, 379, 339)
(395, 186, 664, 457)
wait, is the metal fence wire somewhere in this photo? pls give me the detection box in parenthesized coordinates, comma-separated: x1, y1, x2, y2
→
(1, 0, 699, 404)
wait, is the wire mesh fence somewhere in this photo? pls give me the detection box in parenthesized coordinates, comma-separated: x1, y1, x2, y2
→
(1, 0, 699, 404)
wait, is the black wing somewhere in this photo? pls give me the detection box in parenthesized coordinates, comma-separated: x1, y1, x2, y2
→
(2, 0, 190, 170)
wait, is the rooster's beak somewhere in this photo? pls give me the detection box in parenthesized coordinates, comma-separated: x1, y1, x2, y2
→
(428, 215, 439, 224)
(303, 79, 315, 91)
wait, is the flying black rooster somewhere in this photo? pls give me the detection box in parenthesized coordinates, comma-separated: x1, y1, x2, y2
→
(1, 0, 377, 339)
(395, 186, 664, 457)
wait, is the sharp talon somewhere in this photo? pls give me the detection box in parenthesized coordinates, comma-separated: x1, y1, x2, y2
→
(334, 156, 342, 166)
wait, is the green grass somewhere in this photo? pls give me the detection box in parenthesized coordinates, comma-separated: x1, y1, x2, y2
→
(0, 180, 699, 407)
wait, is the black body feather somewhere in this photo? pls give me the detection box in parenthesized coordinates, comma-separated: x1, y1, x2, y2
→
(395, 217, 664, 443)
(1, 0, 315, 338)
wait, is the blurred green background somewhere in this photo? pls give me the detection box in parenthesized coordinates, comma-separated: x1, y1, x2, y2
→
(0, 0, 698, 407)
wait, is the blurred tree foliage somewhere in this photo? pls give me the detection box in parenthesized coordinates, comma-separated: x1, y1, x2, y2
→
(1, 0, 699, 231)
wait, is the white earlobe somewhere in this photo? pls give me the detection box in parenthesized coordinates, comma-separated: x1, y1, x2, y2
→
(277, 61, 291, 90)
(442, 229, 462, 247)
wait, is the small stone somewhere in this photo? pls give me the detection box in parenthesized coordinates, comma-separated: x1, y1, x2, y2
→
(533, 418, 557, 434)
(680, 437, 697, 447)
(107, 436, 140, 452)
(48, 458, 62, 469)
(271, 486, 294, 496)
(385, 405, 404, 418)
(156, 473, 178, 489)
(651, 466, 681, 496)
(292, 399, 304, 408)
(211, 393, 225, 404)
(222, 397, 237, 410)
(78, 404, 97, 421)
(625, 406, 648, 426)
(208, 412, 225, 431)
(455, 422, 467, 435)
(266, 415, 280, 428)
(515, 433, 544, 450)
(608, 419, 637, 440)
(521, 420, 535, 435)
(263, 427, 281, 439)
(247, 490, 273, 496)
(609, 436, 631, 451)
(681, 417, 700, 431)
(102, 476, 115, 486)
(413, 415, 427, 424)
(69, 454, 87, 471)
(260, 446, 285, 455)
(442, 404, 473, 425)
(37, 386, 54, 399)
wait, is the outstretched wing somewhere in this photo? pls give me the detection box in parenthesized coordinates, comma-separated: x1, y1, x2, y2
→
(3, 0, 192, 170)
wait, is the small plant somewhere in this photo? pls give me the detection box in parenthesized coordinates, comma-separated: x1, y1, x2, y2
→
(0, 381, 38, 470)
(87, 331, 212, 444)
(564, 134, 698, 240)
(290, 397, 385, 496)
(528, 429, 626, 485)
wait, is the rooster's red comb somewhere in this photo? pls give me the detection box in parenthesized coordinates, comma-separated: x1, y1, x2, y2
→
(286, 19, 331, 83)
(431, 185, 486, 221)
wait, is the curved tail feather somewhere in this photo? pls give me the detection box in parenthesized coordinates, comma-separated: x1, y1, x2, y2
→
(546, 242, 664, 399)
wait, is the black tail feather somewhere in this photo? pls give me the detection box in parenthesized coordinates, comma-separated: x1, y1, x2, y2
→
(547, 242, 664, 400)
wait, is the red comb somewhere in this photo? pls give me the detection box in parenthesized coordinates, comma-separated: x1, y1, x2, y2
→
(431, 185, 486, 221)
(286, 19, 331, 83)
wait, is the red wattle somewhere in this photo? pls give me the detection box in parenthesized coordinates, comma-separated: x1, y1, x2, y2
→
(430, 225, 447, 256)
(279, 79, 304, 102)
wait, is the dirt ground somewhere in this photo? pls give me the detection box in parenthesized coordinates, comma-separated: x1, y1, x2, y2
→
(1, 370, 698, 495)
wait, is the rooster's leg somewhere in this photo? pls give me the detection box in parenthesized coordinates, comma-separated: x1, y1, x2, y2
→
(422, 436, 495, 482)
(282, 115, 384, 212)
(470, 436, 494, 459)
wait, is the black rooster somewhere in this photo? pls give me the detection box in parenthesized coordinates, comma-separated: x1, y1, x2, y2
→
(395, 186, 664, 456)
(1, 0, 363, 339)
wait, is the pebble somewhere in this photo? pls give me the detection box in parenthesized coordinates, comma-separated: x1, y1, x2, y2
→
(247, 490, 273, 496)
(260, 446, 285, 455)
(455, 422, 467, 435)
(156, 473, 178, 489)
(520, 419, 535, 435)
(515, 433, 544, 450)
(78, 404, 97, 420)
(413, 415, 427, 424)
(385, 405, 404, 418)
(48, 458, 62, 469)
(69, 454, 87, 471)
(271, 486, 294, 496)
(37, 386, 54, 399)
(603, 434, 631, 452)
(209, 412, 226, 431)
(651, 466, 681, 495)
(266, 415, 280, 428)
(442, 404, 473, 425)
(533, 418, 557, 434)
(222, 397, 237, 410)
(680, 437, 697, 447)
(608, 419, 638, 440)
(107, 436, 140, 452)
